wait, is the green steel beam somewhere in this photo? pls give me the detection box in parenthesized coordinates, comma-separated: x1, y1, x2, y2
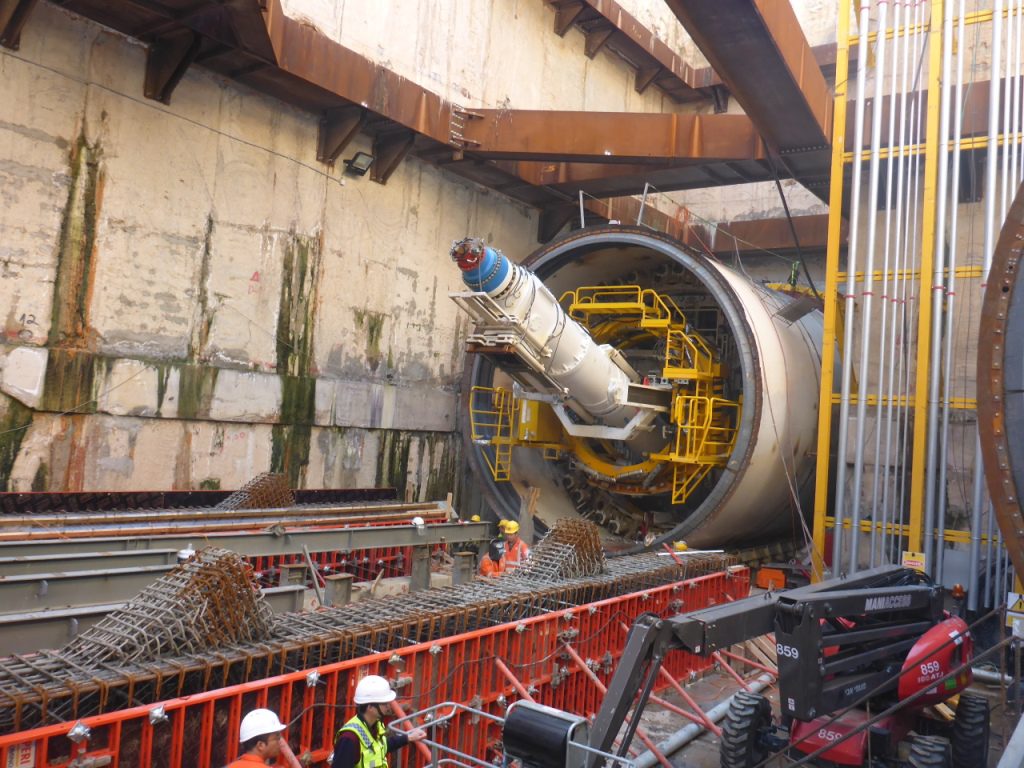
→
(0, 585, 312, 656)
(0, 521, 491, 559)
(0, 549, 180, 576)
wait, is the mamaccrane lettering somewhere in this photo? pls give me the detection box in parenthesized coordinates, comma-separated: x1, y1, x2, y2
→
(864, 594, 912, 611)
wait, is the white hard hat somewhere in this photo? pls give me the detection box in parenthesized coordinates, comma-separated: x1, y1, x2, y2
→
(176, 547, 195, 562)
(239, 708, 285, 743)
(411, 516, 425, 526)
(354, 675, 397, 705)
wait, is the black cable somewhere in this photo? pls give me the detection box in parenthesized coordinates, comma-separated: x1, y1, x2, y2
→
(761, 138, 823, 300)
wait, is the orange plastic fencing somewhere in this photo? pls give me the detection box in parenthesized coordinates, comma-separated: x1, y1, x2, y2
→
(0, 568, 748, 768)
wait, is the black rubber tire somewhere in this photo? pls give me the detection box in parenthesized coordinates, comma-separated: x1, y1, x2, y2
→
(720, 691, 772, 768)
(951, 694, 990, 768)
(909, 736, 952, 768)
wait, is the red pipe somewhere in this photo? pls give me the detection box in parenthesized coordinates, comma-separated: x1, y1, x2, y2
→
(494, 658, 535, 702)
(616, 621, 722, 737)
(560, 642, 674, 768)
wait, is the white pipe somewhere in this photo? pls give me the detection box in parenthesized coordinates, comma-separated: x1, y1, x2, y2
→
(872, 0, 905, 568)
(1003, 9, 1014, 223)
(973, 0, 1003, 610)
(996, 530, 1006, 606)
(1011, 0, 1022, 192)
(632, 675, 775, 768)
(922, 0, 956, 578)
(851, 0, 891, 573)
(833, 0, 876, 575)
(937, 0, 968, 590)
(882, 0, 917, 565)
(972, 666, 1015, 686)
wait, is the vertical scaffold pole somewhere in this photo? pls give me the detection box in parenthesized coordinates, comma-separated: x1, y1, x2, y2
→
(812, 0, 854, 581)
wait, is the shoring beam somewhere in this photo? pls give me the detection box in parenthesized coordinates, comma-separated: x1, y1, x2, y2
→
(575, 198, 837, 258)
(663, 0, 832, 182)
(0, 0, 37, 48)
(0, 585, 310, 655)
(0, 520, 491, 559)
(0, 549, 179, 577)
(542, 0, 711, 104)
(0, 564, 176, 613)
(458, 110, 763, 164)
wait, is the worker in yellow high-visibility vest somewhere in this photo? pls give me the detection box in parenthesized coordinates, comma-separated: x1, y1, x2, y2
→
(331, 675, 425, 768)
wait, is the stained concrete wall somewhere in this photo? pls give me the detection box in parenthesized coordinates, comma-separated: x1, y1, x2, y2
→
(6, 1, 839, 497)
(0, 3, 541, 495)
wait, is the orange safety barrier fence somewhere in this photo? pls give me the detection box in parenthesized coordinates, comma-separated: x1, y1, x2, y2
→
(0, 568, 748, 768)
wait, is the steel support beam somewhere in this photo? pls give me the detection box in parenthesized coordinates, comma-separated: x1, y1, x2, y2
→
(576, 197, 837, 256)
(0, 549, 179, 577)
(317, 105, 368, 164)
(0, 520, 491, 559)
(460, 110, 763, 163)
(544, 0, 711, 104)
(0, 585, 311, 655)
(0, 565, 177, 612)
(144, 28, 202, 103)
(0, 0, 37, 49)
(663, 0, 832, 175)
(371, 129, 416, 184)
(263, 0, 454, 145)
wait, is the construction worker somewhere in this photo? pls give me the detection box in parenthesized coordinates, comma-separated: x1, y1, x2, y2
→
(331, 675, 425, 768)
(478, 539, 506, 577)
(229, 708, 301, 767)
(502, 520, 530, 571)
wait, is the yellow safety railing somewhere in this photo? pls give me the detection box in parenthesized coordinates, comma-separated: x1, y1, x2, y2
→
(560, 286, 686, 329)
(663, 328, 717, 380)
(650, 389, 740, 504)
(468, 386, 515, 481)
(468, 286, 741, 505)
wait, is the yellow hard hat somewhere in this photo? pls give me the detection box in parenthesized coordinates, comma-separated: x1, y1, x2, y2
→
(672, 540, 688, 552)
(470, 515, 481, 523)
(504, 520, 520, 535)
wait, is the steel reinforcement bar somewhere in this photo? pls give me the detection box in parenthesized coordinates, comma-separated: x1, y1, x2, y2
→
(0, 564, 748, 768)
(0, 552, 736, 734)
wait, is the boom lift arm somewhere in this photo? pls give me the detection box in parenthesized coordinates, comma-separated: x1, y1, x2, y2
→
(579, 565, 941, 764)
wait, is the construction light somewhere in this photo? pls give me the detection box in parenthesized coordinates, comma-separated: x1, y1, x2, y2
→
(344, 151, 374, 176)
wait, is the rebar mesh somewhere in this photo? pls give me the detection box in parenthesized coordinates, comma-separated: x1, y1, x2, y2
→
(0, 530, 734, 733)
(216, 472, 294, 510)
(512, 519, 607, 579)
(60, 548, 273, 665)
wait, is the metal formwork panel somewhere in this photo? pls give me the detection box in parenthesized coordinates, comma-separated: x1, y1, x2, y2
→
(0, 567, 749, 768)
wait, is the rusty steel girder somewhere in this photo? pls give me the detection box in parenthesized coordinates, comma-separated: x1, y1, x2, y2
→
(977, 185, 1024, 584)
(544, 0, 716, 104)
(664, 0, 832, 175)
(459, 110, 763, 163)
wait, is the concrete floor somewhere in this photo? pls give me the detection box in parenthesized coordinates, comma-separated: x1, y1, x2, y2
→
(636, 670, 1017, 768)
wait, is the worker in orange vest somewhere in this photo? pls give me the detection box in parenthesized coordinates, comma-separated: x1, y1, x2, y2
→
(229, 709, 302, 767)
(501, 520, 530, 571)
(478, 539, 506, 577)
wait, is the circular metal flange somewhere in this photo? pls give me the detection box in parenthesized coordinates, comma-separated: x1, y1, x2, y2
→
(978, 187, 1024, 582)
